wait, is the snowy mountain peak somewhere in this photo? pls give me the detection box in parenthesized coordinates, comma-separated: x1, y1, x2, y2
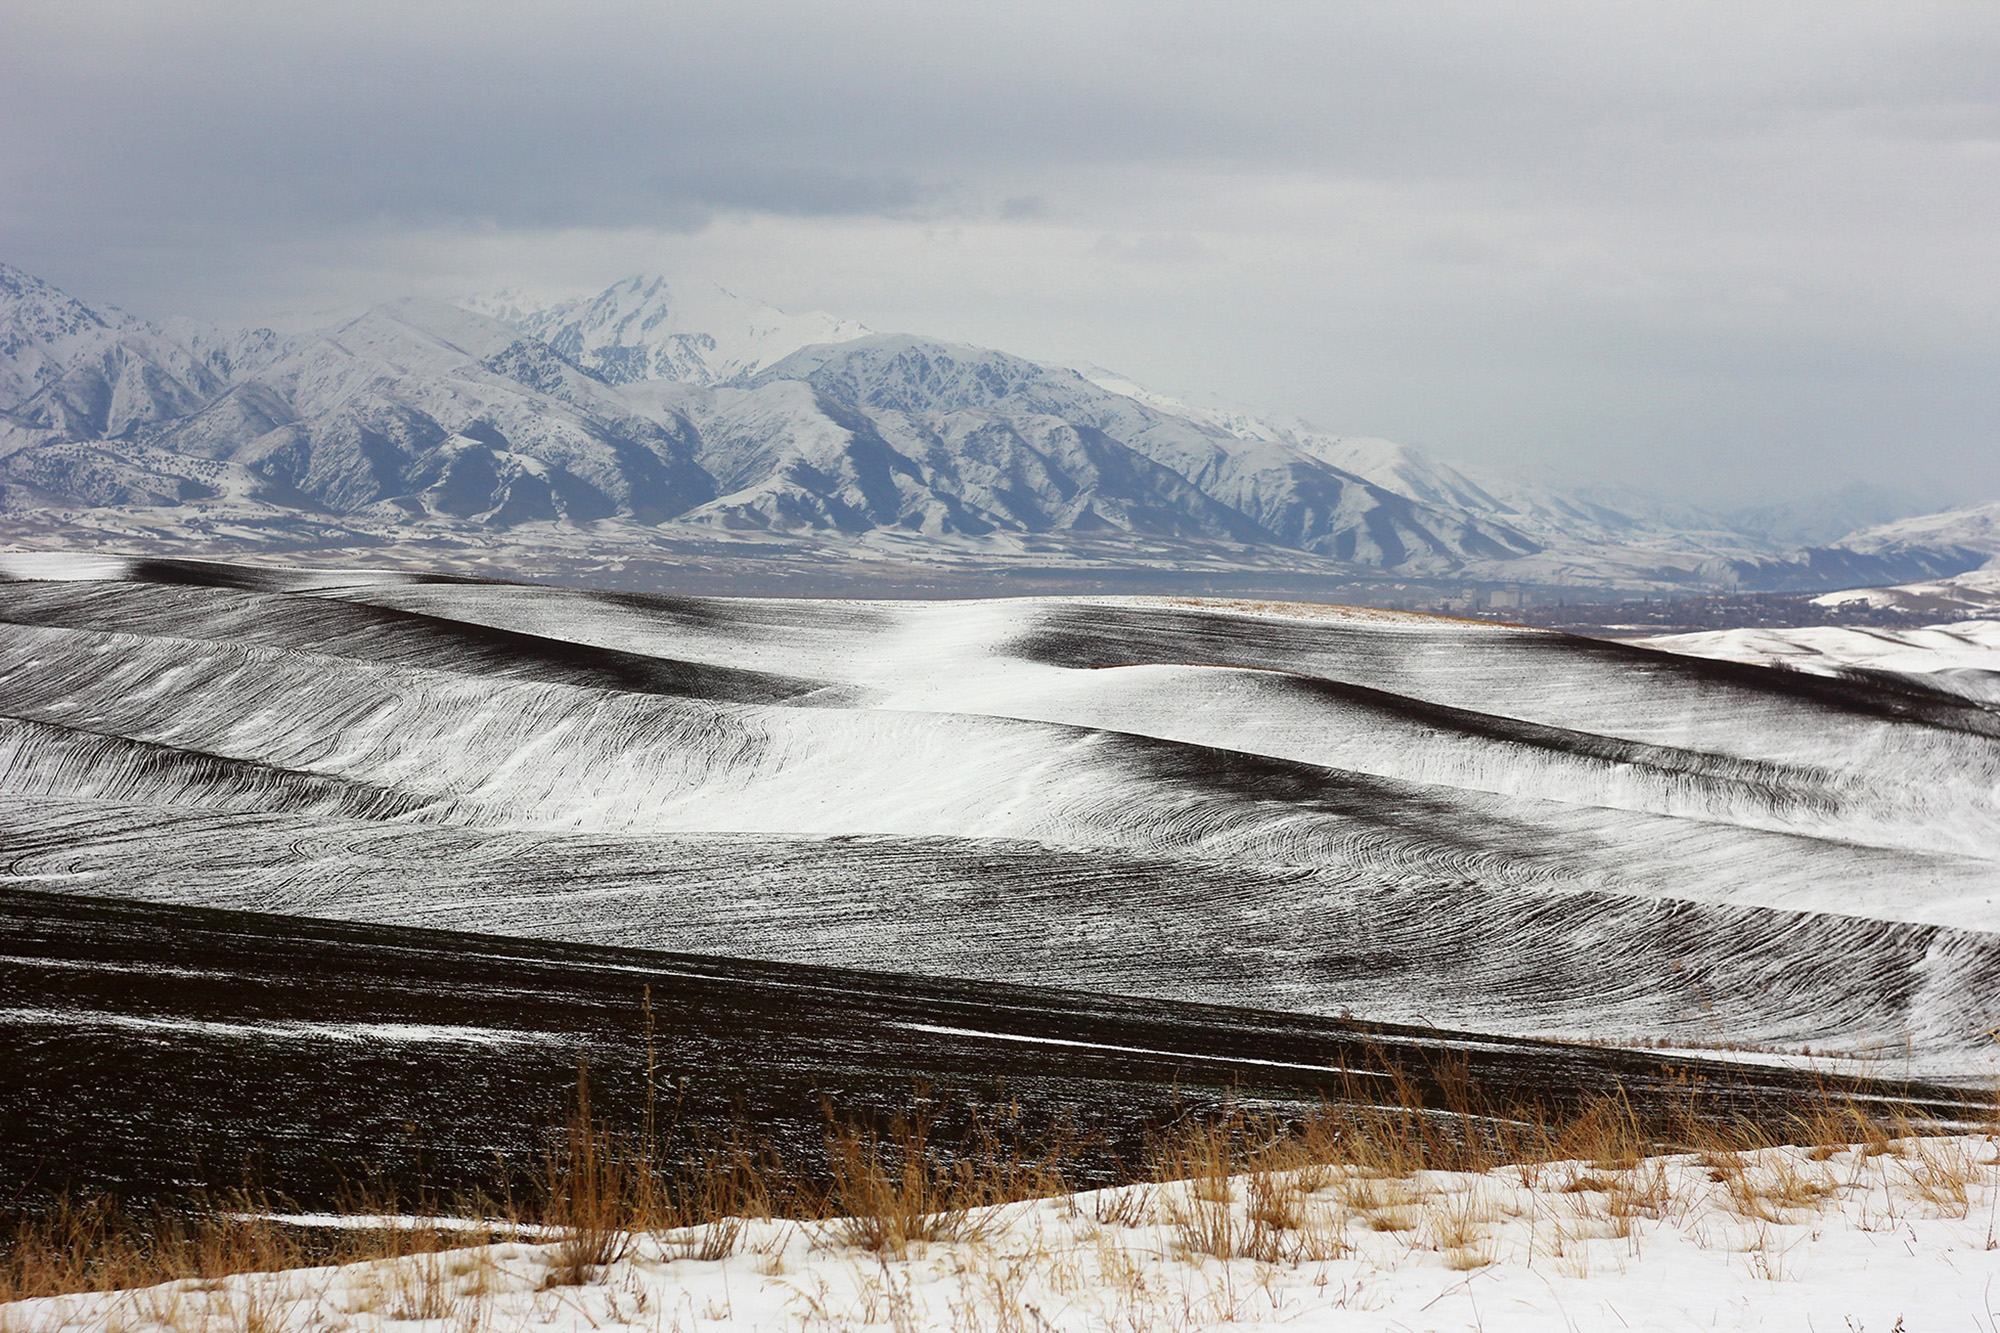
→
(0, 261, 127, 339)
(0, 262, 241, 438)
(0, 261, 147, 406)
(359, 297, 546, 362)
(465, 274, 870, 387)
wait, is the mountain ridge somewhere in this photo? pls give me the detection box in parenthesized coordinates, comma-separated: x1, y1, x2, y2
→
(0, 261, 1988, 595)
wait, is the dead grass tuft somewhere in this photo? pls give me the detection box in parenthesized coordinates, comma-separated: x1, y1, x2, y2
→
(9, 1023, 1993, 1306)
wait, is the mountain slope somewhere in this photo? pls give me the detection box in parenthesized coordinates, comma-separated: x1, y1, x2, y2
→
(0, 261, 236, 440)
(746, 335, 1545, 568)
(665, 377, 1278, 540)
(1, 262, 1991, 593)
(124, 300, 717, 524)
(0, 262, 141, 406)
(1837, 501, 2000, 560)
(1810, 567, 2000, 616)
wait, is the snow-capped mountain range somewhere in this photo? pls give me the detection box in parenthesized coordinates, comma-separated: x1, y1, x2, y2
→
(0, 260, 1987, 592)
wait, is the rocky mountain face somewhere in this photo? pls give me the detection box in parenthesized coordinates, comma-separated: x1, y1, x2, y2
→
(0, 260, 1988, 592)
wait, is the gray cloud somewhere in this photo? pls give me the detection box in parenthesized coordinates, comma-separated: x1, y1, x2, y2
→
(1088, 233, 1217, 264)
(3, 0, 1996, 504)
(643, 165, 943, 222)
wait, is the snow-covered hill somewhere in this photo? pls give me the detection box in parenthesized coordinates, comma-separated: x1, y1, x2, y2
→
(1838, 500, 2000, 559)
(1637, 619, 2000, 704)
(0, 261, 1989, 592)
(5, 555, 1998, 1082)
(20, 1141, 1998, 1333)
(1809, 565, 2000, 616)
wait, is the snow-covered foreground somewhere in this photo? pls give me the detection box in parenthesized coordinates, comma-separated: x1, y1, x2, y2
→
(11, 1137, 2000, 1332)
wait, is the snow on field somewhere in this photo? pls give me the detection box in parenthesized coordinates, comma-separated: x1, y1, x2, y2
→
(4, 558, 2000, 1077)
(10, 1138, 2000, 1332)
(1639, 619, 2000, 703)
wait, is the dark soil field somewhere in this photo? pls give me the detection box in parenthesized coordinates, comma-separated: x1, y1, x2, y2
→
(4, 887, 1981, 1213)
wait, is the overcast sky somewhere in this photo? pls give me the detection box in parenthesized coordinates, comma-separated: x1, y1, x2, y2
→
(4, 1, 1996, 506)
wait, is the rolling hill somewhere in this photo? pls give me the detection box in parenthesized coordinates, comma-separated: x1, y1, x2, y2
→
(4, 553, 1996, 1091)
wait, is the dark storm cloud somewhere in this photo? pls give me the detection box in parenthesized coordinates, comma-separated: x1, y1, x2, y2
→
(2, 1, 1996, 503)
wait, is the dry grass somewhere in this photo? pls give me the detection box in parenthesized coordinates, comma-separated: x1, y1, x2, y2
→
(823, 1118, 979, 1254)
(0, 1190, 507, 1307)
(539, 1071, 636, 1286)
(1085, 1184, 1155, 1229)
(1903, 1134, 1985, 1216)
(1243, 1172, 1303, 1234)
(11, 1137, 1998, 1333)
(1430, 1180, 1498, 1269)
(7, 1043, 1993, 1308)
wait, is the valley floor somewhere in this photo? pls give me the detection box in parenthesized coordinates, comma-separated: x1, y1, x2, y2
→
(9, 1137, 1999, 1332)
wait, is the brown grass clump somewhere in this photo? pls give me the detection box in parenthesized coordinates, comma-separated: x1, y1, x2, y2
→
(540, 1069, 637, 1286)
(7, 1035, 1993, 1304)
(0, 1189, 506, 1307)
(1087, 1185, 1155, 1228)
(382, 1248, 456, 1321)
(1165, 1192, 1250, 1261)
(824, 1119, 974, 1253)
(818, 1094, 1084, 1255)
(1429, 1181, 1497, 1269)
(1243, 1172, 1304, 1234)
(1900, 1134, 1986, 1217)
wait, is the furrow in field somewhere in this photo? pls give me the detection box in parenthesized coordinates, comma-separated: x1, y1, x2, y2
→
(4, 797, 1995, 1081)
(312, 585, 2000, 857)
(1, 615, 1993, 924)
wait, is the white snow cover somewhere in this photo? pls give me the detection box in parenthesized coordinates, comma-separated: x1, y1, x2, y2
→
(463, 275, 871, 386)
(1074, 371, 1739, 553)
(10, 1137, 2000, 1331)
(1839, 501, 2000, 559)
(1812, 566, 2000, 615)
(1637, 619, 2000, 703)
(5, 561, 2000, 1079)
(0, 262, 145, 405)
